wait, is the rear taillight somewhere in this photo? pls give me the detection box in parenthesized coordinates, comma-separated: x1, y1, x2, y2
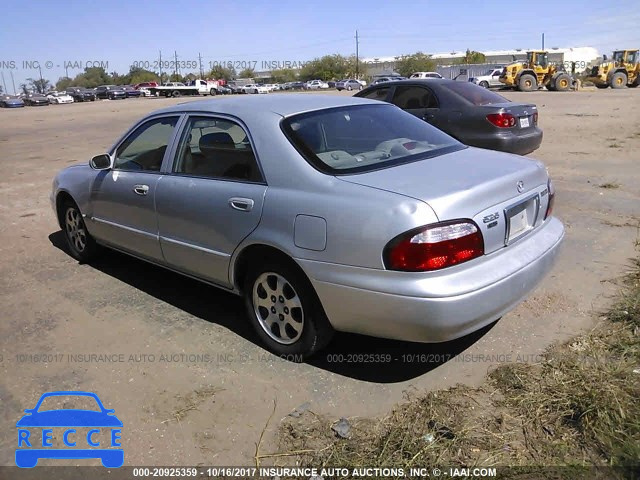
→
(384, 221, 484, 272)
(487, 113, 516, 128)
(533, 112, 538, 124)
(545, 179, 555, 219)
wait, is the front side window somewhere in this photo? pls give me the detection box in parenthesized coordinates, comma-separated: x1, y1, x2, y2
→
(173, 116, 262, 182)
(360, 87, 390, 101)
(114, 116, 179, 171)
(282, 104, 462, 174)
(391, 86, 438, 109)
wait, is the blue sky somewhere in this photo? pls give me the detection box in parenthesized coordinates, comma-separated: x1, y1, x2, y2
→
(0, 0, 638, 91)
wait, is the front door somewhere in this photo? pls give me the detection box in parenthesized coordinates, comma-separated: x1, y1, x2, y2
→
(390, 85, 444, 130)
(88, 115, 181, 261)
(155, 115, 267, 287)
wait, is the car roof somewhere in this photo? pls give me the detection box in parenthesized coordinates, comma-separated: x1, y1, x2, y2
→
(364, 78, 453, 87)
(154, 94, 382, 118)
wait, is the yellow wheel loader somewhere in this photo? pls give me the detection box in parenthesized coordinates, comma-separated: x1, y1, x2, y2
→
(499, 50, 573, 92)
(586, 49, 639, 89)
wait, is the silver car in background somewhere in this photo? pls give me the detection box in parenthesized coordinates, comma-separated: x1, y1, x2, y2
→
(51, 95, 564, 357)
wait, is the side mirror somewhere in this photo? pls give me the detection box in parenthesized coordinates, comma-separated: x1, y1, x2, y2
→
(90, 154, 112, 170)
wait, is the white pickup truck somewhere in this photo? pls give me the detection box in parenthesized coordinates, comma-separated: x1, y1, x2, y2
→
(468, 68, 504, 88)
(148, 79, 221, 97)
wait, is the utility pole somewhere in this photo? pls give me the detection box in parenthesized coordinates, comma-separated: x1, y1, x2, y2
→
(10, 70, 16, 94)
(159, 50, 163, 83)
(198, 52, 203, 78)
(355, 30, 359, 78)
(174, 51, 179, 80)
(38, 65, 44, 93)
(542, 33, 545, 50)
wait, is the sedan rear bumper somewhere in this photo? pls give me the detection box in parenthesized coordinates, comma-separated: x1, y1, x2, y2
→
(299, 217, 564, 343)
(465, 128, 543, 155)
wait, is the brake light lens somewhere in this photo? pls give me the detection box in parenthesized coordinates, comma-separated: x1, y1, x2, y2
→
(545, 179, 555, 219)
(384, 221, 484, 272)
(533, 112, 538, 124)
(487, 113, 516, 128)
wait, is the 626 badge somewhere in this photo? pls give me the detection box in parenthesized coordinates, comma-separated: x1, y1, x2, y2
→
(16, 391, 123, 468)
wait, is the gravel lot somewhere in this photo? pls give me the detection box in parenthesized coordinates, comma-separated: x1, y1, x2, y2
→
(0, 89, 638, 466)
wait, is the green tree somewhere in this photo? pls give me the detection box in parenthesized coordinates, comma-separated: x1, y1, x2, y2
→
(127, 67, 159, 85)
(238, 68, 255, 79)
(456, 49, 486, 64)
(26, 77, 51, 94)
(299, 54, 353, 81)
(183, 72, 197, 82)
(270, 68, 297, 83)
(73, 66, 113, 87)
(395, 52, 437, 77)
(55, 76, 73, 91)
(209, 65, 236, 81)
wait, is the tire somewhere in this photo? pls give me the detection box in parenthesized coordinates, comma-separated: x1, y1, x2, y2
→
(596, 84, 609, 89)
(347, 85, 352, 91)
(610, 72, 627, 89)
(479, 81, 489, 88)
(172, 90, 181, 97)
(554, 73, 571, 92)
(209, 88, 217, 96)
(518, 74, 537, 92)
(244, 260, 334, 358)
(59, 199, 100, 263)
(358, 85, 362, 90)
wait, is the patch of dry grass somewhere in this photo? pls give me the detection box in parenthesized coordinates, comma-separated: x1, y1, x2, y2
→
(277, 256, 640, 478)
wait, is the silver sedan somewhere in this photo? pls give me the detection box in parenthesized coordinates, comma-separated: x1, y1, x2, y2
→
(51, 95, 564, 357)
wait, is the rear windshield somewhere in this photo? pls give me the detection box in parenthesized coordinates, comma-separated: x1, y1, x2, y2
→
(281, 104, 463, 174)
(443, 81, 509, 105)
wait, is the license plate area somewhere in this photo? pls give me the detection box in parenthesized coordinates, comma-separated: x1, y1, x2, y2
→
(504, 194, 539, 244)
(519, 116, 530, 128)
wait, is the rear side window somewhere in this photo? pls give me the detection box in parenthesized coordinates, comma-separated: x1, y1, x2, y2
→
(173, 116, 262, 182)
(443, 81, 510, 105)
(391, 86, 438, 109)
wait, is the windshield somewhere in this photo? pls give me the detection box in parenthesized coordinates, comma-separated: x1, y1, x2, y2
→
(442, 81, 510, 105)
(37, 395, 101, 412)
(613, 51, 625, 62)
(281, 104, 463, 174)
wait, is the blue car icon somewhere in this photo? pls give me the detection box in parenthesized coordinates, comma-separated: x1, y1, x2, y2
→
(16, 391, 123, 468)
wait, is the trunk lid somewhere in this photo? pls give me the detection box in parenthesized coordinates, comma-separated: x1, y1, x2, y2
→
(338, 147, 549, 253)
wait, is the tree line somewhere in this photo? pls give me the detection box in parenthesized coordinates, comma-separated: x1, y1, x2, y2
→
(14, 49, 487, 93)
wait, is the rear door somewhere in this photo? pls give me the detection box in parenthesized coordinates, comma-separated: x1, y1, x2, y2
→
(155, 115, 267, 287)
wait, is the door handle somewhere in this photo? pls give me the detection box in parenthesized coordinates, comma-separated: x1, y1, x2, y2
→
(228, 197, 254, 212)
(133, 184, 149, 196)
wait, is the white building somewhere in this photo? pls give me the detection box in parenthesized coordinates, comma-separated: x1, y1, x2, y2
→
(363, 47, 600, 75)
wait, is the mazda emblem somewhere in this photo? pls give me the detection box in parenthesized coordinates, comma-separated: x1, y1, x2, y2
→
(517, 181, 524, 193)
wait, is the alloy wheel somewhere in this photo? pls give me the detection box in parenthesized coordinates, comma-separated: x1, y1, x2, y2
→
(65, 207, 87, 253)
(252, 272, 304, 345)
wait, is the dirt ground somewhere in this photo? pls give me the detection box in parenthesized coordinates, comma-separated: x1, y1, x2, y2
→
(0, 89, 638, 467)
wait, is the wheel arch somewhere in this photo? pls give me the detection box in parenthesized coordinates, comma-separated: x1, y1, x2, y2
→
(55, 190, 77, 229)
(515, 69, 537, 81)
(231, 243, 310, 294)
